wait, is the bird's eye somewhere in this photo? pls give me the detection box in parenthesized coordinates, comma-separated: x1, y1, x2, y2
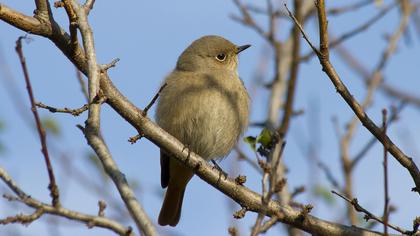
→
(216, 53, 226, 61)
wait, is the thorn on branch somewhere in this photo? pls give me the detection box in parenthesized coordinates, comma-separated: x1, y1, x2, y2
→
(128, 133, 143, 144)
(233, 207, 247, 219)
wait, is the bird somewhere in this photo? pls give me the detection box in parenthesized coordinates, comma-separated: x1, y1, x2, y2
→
(155, 35, 250, 226)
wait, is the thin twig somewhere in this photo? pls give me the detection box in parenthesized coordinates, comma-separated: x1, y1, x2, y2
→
(231, 0, 267, 39)
(0, 208, 44, 225)
(331, 190, 411, 234)
(287, 0, 420, 195)
(36, 102, 88, 116)
(327, 0, 373, 16)
(100, 58, 120, 72)
(76, 68, 89, 101)
(235, 147, 262, 174)
(128, 134, 143, 144)
(300, 2, 396, 62)
(15, 36, 60, 207)
(382, 109, 389, 236)
(0, 166, 134, 235)
(142, 83, 167, 116)
(278, 0, 302, 137)
(351, 103, 406, 169)
(284, 4, 320, 56)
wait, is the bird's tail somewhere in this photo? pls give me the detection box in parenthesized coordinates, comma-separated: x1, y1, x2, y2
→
(158, 184, 186, 227)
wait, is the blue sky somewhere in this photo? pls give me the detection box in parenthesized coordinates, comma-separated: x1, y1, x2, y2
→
(1, 1, 419, 235)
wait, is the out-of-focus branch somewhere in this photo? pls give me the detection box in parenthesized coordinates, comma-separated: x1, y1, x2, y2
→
(286, 0, 420, 195)
(235, 147, 261, 174)
(337, 1, 409, 222)
(0, 166, 135, 236)
(382, 109, 390, 236)
(327, 0, 373, 16)
(278, 0, 302, 136)
(76, 68, 89, 100)
(332, 3, 420, 109)
(351, 103, 405, 168)
(332, 190, 415, 235)
(15, 36, 60, 207)
(300, 2, 396, 62)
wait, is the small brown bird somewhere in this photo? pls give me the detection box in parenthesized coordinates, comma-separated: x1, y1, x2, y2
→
(156, 35, 250, 226)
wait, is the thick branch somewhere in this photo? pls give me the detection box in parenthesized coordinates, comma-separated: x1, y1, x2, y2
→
(0, 4, 52, 36)
(67, 1, 156, 235)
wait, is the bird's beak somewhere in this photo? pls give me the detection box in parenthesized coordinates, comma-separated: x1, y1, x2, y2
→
(237, 44, 251, 54)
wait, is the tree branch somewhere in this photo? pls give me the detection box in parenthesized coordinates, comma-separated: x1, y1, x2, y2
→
(66, 1, 156, 235)
(0, 166, 134, 236)
(15, 36, 60, 207)
(286, 0, 420, 195)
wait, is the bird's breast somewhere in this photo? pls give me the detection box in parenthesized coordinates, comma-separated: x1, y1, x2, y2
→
(156, 71, 249, 160)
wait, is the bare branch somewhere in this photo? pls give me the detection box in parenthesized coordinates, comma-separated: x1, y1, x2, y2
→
(15, 36, 60, 207)
(300, 2, 396, 62)
(327, 0, 373, 16)
(287, 0, 420, 195)
(100, 58, 120, 72)
(36, 102, 89, 116)
(382, 109, 389, 236)
(278, 0, 302, 136)
(0, 166, 134, 236)
(0, 3, 52, 36)
(331, 190, 413, 235)
(84, 0, 96, 15)
(0, 208, 44, 225)
(66, 1, 157, 235)
(142, 83, 167, 116)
